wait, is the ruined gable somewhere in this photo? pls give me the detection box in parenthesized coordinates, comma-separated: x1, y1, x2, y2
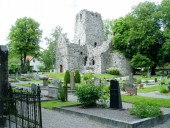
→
(56, 10, 132, 75)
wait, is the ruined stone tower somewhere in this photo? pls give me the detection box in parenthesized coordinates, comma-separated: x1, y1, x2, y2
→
(56, 9, 132, 75)
(74, 10, 104, 46)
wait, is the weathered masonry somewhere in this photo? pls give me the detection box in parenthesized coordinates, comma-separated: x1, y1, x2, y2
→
(56, 9, 132, 75)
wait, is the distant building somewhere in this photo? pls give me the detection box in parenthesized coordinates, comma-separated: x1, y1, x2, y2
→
(26, 56, 44, 71)
(56, 9, 132, 75)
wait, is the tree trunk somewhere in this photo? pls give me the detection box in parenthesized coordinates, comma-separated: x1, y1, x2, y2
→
(23, 52, 27, 72)
(151, 65, 156, 75)
(20, 53, 23, 74)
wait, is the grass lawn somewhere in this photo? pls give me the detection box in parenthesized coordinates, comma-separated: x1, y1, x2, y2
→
(17, 83, 31, 87)
(138, 85, 161, 93)
(45, 72, 65, 81)
(122, 95, 170, 108)
(41, 100, 80, 109)
(134, 75, 159, 81)
(44, 72, 120, 82)
(94, 74, 120, 80)
(29, 79, 42, 82)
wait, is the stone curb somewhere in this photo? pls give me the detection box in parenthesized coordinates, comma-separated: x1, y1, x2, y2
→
(52, 106, 170, 128)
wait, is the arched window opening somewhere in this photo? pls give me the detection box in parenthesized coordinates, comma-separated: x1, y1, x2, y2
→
(80, 14, 82, 20)
(60, 65, 63, 72)
(78, 39, 80, 45)
(92, 59, 95, 65)
(94, 42, 97, 47)
(84, 56, 87, 66)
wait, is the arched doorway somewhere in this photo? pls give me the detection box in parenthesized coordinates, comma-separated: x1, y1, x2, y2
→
(60, 65, 63, 72)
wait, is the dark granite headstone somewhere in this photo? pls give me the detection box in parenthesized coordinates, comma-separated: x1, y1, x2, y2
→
(0, 46, 8, 126)
(110, 79, 122, 109)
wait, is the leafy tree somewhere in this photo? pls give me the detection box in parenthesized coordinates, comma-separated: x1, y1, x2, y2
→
(112, 1, 163, 75)
(64, 70, 70, 84)
(40, 26, 62, 70)
(160, 0, 170, 63)
(130, 53, 153, 73)
(64, 70, 70, 101)
(8, 17, 42, 73)
(74, 70, 81, 83)
(8, 46, 20, 73)
(103, 19, 114, 40)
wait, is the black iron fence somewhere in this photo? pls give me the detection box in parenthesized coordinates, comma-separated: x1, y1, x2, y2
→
(0, 85, 42, 128)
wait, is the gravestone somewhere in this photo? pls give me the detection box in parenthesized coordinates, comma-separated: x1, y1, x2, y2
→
(125, 87, 137, 95)
(93, 77, 101, 86)
(70, 72, 75, 89)
(40, 77, 48, 87)
(35, 73, 39, 80)
(0, 46, 8, 126)
(48, 85, 58, 98)
(102, 80, 109, 86)
(128, 73, 134, 88)
(31, 83, 37, 93)
(52, 79, 60, 86)
(110, 79, 122, 109)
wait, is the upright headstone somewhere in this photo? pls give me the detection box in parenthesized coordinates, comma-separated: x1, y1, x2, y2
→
(0, 46, 8, 126)
(93, 77, 101, 86)
(128, 73, 134, 87)
(41, 77, 48, 87)
(48, 85, 58, 98)
(110, 79, 122, 109)
(35, 73, 39, 80)
(52, 79, 60, 86)
(31, 83, 37, 93)
(70, 72, 75, 89)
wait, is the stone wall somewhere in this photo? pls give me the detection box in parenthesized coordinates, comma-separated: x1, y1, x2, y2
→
(74, 9, 104, 46)
(110, 52, 132, 75)
(56, 10, 132, 76)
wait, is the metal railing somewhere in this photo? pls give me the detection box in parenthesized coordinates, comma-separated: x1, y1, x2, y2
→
(0, 85, 42, 128)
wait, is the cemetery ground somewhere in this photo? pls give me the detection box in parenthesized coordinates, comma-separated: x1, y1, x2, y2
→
(9, 72, 170, 128)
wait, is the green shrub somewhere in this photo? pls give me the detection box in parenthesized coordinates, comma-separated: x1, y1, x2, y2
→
(82, 73, 94, 84)
(159, 80, 165, 85)
(98, 85, 110, 108)
(75, 85, 102, 107)
(74, 70, 81, 83)
(106, 67, 120, 75)
(160, 86, 169, 93)
(129, 102, 162, 118)
(136, 79, 141, 84)
(64, 70, 70, 84)
(57, 83, 66, 102)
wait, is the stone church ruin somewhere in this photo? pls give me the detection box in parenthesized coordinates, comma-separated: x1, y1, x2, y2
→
(56, 9, 131, 75)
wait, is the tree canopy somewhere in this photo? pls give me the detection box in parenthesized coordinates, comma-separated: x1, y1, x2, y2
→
(40, 26, 62, 70)
(110, 1, 170, 75)
(8, 17, 42, 73)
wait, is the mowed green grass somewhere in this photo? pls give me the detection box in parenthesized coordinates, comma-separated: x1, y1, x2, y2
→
(17, 83, 31, 87)
(93, 74, 120, 79)
(44, 72, 120, 81)
(45, 72, 65, 81)
(138, 85, 161, 93)
(122, 95, 170, 108)
(41, 100, 80, 109)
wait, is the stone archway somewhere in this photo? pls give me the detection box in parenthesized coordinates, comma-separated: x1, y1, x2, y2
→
(60, 65, 63, 72)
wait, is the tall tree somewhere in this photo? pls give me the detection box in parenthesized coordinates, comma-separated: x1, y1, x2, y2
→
(160, 0, 170, 63)
(8, 17, 42, 73)
(112, 1, 163, 75)
(40, 26, 62, 70)
(103, 19, 114, 40)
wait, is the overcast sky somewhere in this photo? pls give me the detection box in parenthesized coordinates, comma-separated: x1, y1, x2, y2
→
(0, 0, 162, 49)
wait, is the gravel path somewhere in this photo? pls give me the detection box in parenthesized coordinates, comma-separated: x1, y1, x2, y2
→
(42, 108, 117, 128)
(137, 91, 170, 99)
(62, 103, 139, 122)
